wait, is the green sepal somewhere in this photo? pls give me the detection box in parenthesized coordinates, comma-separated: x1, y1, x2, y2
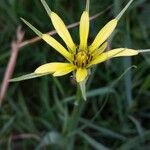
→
(21, 18, 42, 37)
(116, 0, 134, 21)
(41, 0, 52, 15)
(85, 0, 90, 13)
(10, 73, 49, 82)
(79, 78, 87, 101)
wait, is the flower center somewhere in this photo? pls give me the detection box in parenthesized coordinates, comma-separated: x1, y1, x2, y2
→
(73, 51, 92, 68)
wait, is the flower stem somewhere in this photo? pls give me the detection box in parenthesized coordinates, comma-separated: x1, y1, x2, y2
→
(62, 86, 84, 149)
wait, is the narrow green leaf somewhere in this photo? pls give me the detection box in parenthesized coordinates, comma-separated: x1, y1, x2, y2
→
(79, 131, 110, 150)
(123, 20, 133, 107)
(63, 86, 114, 103)
(117, 131, 150, 150)
(0, 117, 15, 136)
(18, 91, 37, 131)
(80, 119, 127, 141)
(128, 115, 145, 142)
(10, 73, 49, 82)
(36, 131, 62, 149)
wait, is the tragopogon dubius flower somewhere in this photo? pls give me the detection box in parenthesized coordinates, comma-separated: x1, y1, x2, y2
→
(11, 0, 140, 100)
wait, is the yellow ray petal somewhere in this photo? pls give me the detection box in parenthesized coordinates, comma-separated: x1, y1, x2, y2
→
(42, 34, 73, 62)
(41, 0, 76, 52)
(88, 48, 139, 67)
(50, 12, 76, 52)
(92, 42, 108, 57)
(76, 68, 88, 82)
(79, 11, 89, 50)
(21, 18, 72, 62)
(53, 65, 76, 76)
(89, 19, 118, 52)
(35, 62, 73, 74)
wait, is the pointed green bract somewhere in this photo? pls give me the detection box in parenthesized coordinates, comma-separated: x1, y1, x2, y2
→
(139, 49, 150, 53)
(86, 0, 90, 13)
(41, 0, 51, 15)
(79, 79, 87, 101)
(116, 0, 134, 21)
(10, 73, 49, 82)
(21, 18, 42, 37)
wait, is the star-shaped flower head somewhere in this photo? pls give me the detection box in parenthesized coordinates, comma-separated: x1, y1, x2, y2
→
(11, 0, 139, 100)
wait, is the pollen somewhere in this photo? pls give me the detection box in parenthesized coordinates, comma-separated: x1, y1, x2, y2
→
(73, 51, 92, 68)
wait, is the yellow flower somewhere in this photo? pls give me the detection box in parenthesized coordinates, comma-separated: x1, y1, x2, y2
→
(12, 0, 138, 84)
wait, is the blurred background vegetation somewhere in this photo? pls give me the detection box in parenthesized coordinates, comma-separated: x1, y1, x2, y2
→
(0, 0, 150, 149)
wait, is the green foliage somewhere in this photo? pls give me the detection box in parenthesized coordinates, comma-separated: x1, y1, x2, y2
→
(0, 0, 150, 149)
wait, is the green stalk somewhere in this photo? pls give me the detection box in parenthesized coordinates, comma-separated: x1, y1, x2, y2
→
(62, 85, 84, 149)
